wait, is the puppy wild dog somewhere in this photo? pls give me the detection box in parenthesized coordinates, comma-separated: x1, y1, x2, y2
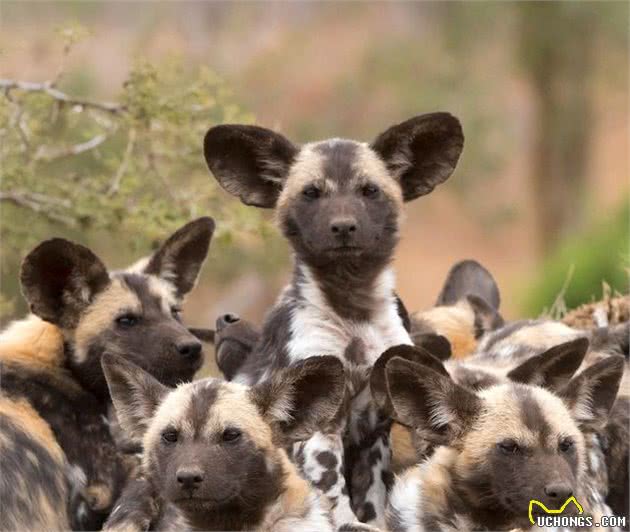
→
(410, 259, 504, 360)
(449, 319, 630, 523)
(375, 335, 629, 528)
(0, 218, 214, 531)
(381, 353, 625, 531)
(203, 114, 464, 526)
(102, 353, 346, 531)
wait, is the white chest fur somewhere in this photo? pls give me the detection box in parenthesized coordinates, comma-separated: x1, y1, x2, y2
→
(285, 267, 412, 365)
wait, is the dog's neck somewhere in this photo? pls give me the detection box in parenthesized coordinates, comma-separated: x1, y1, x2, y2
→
(293, 255, 396, 322)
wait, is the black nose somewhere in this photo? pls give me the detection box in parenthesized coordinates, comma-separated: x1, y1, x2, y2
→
(177, 341, 202, 360)
(176, 467, 204, 490)
(330, 217, 357, 237)
(216, 313, 240, 332)
(544, 483, 573, 501)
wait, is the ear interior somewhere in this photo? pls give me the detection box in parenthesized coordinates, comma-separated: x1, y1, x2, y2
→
(507, 338, 589, 390)
(371, 112, 464, 202)
(101, 353, 169, 443)
(20, 238, 110, 328)
(204, 124, 298, 208)
(466, 295, 504, 337)
(385, 357, 479, 439)
(560, 355, 625, 430)
(371, 344, 448, 415)
(251, 356, 345, 442)
(144, 217, 215, 298)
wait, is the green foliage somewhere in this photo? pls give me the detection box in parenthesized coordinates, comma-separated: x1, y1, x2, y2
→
(0, 25, 276, 321)
(521, 200, 629, 317)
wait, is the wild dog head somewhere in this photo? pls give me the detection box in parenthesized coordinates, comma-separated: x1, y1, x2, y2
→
(411, 259, 504, 359)
(102, 354, 345, 530)
(384, 353, 625, 529)
(203, 115, 463, 270)
(20, 217, 215, 398)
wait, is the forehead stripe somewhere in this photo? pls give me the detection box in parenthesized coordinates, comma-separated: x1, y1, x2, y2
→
(515, 386, 551, 445)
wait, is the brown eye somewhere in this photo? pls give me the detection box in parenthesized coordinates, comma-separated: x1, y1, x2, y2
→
(559, 437, 574, 453)
(162, 429, 179, 444)
(222, 428, 242, 443)
(302, 186, 321, 200)
(362, 184, 380, 198)
(116, 314, 139, 327)
(498, 439, 519, 455)
(171, 306, 182, 321)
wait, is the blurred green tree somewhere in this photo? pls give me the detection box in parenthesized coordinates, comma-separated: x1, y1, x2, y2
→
(0, 24, 271, 320)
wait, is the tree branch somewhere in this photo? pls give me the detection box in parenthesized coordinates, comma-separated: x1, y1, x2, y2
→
(0, 79, 124, 114)
(107, 128, 136, 196)
(34, 132, 110, 162)
(0, 191, 75, 226)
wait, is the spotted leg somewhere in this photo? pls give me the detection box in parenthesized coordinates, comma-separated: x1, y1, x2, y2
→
(347, 431, 392, 529)
(292, 431, 357, 527)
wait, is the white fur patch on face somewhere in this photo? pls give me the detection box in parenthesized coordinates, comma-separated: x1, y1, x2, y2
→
(286, 265, 412, 365)
(276, 145, 327, 213)
(143, 383, 194, 469)
(275, 139, 404, 217)
(146, 276, 178, 314)
(353, 142, 403, 207)
(204, 383, 274, 450)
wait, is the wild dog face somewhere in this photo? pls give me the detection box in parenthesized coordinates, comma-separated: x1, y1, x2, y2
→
(384, 354, 625, 529)
(19, 217, 215, 398)
(102, 354, 345, 530)
(203, 115, 463, 269)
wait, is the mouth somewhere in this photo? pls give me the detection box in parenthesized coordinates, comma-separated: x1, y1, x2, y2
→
(326, 245, 363, 255)
(174, 491, 236, 507)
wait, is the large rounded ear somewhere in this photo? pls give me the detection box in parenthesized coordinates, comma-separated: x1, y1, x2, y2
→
(143, 217, 215, 298)
(371, 344, 449, 415)
(386, 357, 480, 441)
(20, 238, 110, 329)
(507, 338, 589, 391)
(559, 355, 625, 431)
(250, 356, 345, 443)
(101, 353, 169, 443)
(437, 259, 500, 310)
(371, 113, 464, 202)
(204, 124, 299, 208)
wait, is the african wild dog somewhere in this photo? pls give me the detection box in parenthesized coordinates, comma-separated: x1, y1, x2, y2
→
(375, 329, 629, 527)
(102, 353, 346, 531)
(203, 114, 464, 526)
(449, 318, 630, 524)
(379, 352, 625, 531)
(211, 259, 502, 476)
(211, 258, 501, 387)
(0, 217, 214, 531)
(409, 259, 504, 359)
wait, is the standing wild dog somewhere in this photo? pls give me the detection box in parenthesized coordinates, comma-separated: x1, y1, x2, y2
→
(0, 217, 214, 531)
(203, 113, 464, 526)
(380, 353, 625, 531)
(102, 353, 346, 531)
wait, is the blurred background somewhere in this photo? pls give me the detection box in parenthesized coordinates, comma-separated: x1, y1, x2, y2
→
(1, 2, 628, 337)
